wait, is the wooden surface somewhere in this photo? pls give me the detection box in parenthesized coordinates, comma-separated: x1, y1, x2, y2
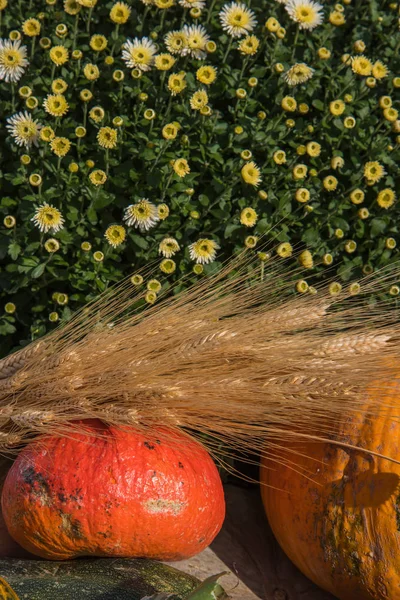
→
(167, 484, 337, 600)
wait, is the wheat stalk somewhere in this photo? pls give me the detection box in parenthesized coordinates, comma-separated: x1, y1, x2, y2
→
(0, 251, 400, 468)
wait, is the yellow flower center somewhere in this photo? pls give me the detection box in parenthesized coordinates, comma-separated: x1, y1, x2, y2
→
(296, 6, 314, 22)
(4, 50, 20, 66)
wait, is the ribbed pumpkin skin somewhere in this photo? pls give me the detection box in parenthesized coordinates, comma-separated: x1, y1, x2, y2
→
(2, 420, 225, 561)
(261, 378, 400, 600)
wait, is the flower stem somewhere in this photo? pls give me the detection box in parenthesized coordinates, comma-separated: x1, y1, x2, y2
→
(105, 148, 110, 176)
(30, 36, 36, 60)
(110, 24, 120, 56)
(72, 14, 80, 51)
(11, 83, 16, 112)
(222, 38, 233, 65)
(161, 172, 173, 201)
(206, 0, 217, 23)
(86, 7, 93, 34)
(291, 26, 300, 60)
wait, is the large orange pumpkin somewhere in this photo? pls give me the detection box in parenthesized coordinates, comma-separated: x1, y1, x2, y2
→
(261, 376, 400, 600)
(1, 419, 225, 561)
(0, 458, 32, 559)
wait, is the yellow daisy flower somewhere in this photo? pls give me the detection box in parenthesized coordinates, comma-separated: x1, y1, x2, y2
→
(351, 55, 373, 76)
(22, 18, 41, 37)
(281, 96, 297, 111)
(238, 35, 259, 56)
(89, 169, 107, 186)
(105, 225, 126, 248)
(292, 164, 308, 180)
(295, 188, 310, 203)
(330, 99, 345, 116)
(50, 136, 71, 157)
(159, 237, 180, 257)
(276, 242, 293, 258)
(44, 239, 60, 253)
(158, 204, 170, 220)
(110, 2, 131, 24)
(90, 35, 108, 52)
(364, 161, 385, 185)
(306, 141, 321, 157)
(97, 127, 118, 149)
(298, 250, 313, 268)
(155, 53, 176, 70)
(329, 10, 345, 26)
(155, 0, 175, 8)
(190, 89, 208, 110)
(168, 72, 187, 96)
(240, 207, 258, 227)
(244, 235, 258, 248)
(323, 175, 338, 191)
(51, 78, 68, 94)
(173, 158, 190, 177)
(49, 45, 69, 66)
(273, 150, 286, 164)
(372, 60, 389, 80)
(376, 189, 395, 209)
(78, 0, 98, 6)
(83, 63, 100, 80)
(29, 173, 42, 187)
(160, 259, 176, 274)
(64, 0, 82, 15)
(43, 94, 69, 117)
(162, 123, 179, 139)
(89, 106, 105, 123)
(241, 161, 261, 187)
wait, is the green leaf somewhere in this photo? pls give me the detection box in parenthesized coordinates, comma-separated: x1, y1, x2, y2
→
(312, 99, 324, 111)
(224, 223, 240, 238)
(370, 218, 387, 237)
(186, 572, 228, 599)
(31, 263, 46, 279)
(131, 234, 149, 249)
(8, 242, 21, 261)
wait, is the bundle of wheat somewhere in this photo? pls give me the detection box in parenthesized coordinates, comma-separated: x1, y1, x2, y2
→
(0, 246, 399, 470)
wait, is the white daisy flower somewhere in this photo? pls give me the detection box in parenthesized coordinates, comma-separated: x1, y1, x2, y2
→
(285, 0, 324, 30)
(189, 239, 220, 264)
(284, 63, 315, 86)
(179, 0, 205, 9)
(121, 37, 157, 72)
(181, 24, 210, 59)
(124, 199, 160, 231)
(0, 39, 29, 83)
(219, 2, 257, 38)
(31, 204, 65, 233)
(6, 111, 42, 148)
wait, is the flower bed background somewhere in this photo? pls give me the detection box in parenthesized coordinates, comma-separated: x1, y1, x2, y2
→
(0, 0, 399, 357)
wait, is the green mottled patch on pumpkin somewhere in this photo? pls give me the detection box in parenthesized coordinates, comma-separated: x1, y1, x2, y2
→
(0, 558, 199, 600)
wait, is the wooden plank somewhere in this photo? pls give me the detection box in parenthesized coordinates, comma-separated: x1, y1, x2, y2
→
(166, 484, 336, 600)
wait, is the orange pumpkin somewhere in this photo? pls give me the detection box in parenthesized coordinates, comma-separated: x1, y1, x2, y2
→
(261, 376, 400, 600)
(1, 420, 225, 561)
(0, 458, 32, 559)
